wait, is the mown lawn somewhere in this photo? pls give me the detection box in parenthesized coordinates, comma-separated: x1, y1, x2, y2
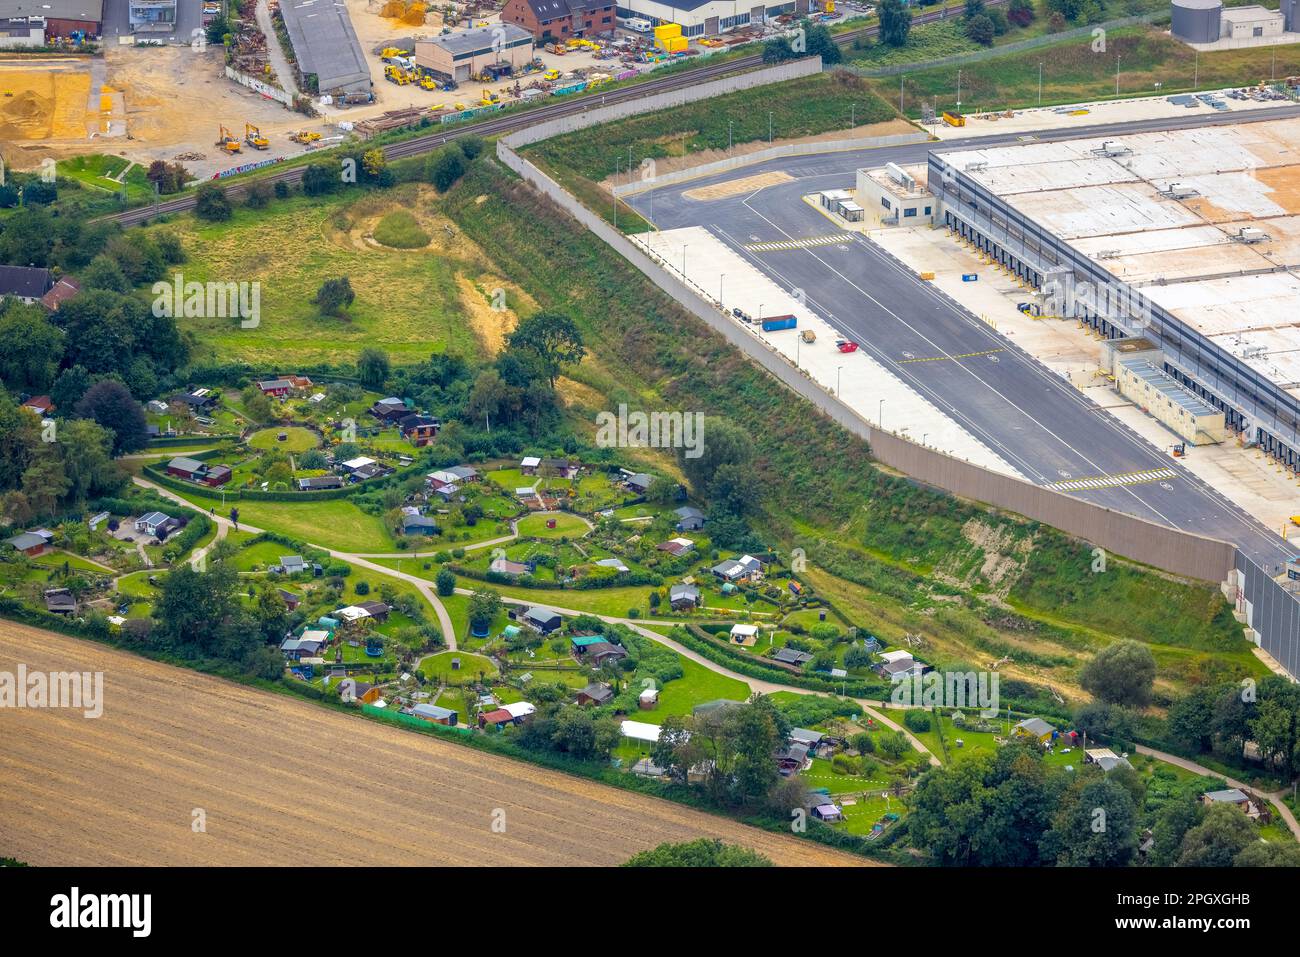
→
(516, 512, 591, 539)
(634, 655, 750, 723)
(419, 650, 498, 684)
(247, 426, 320, 453)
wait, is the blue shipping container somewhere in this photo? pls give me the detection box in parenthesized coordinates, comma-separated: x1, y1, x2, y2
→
(761, 315, 798, 332)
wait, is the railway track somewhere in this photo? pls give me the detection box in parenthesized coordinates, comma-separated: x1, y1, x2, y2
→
(106, 3, 988, 227)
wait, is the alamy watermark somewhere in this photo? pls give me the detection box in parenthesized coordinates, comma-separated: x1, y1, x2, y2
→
(0, 665, 103, 718)
(152, 273, 261, 329)
(595, 404, 704, 459)
(890, 669, 1000, 718)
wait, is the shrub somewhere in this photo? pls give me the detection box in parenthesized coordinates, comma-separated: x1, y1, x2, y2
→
(903, 710, 932, 733)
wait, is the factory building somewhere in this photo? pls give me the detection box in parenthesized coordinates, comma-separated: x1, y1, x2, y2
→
(415, 24, 535, 84)
(278, 0, 371, 97)
(1170, 0, 1294, 43)
(855, 163, 933, 226)
(0, 0, 101, 38)
(614, 0, 809, 37)
(930, 119, 1300, 474)
(930, 118, 1300, 672)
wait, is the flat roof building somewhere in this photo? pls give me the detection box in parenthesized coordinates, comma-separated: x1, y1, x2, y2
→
(414, 23, 535, 84)
(855, 163, 933, 226)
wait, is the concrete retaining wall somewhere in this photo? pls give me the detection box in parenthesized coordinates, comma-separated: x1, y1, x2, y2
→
(610, 131, 932, 197)
(224, 66, 294, 108)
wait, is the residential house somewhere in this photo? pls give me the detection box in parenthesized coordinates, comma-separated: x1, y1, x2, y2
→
(669, 583, 701, 611)
(490, 556, 533, 578)
(1013, 717, 1057, 746)
(656, 537, 695, 557)
(775, 741, 811, 775)
(729, 623, 759, 645)
(1084, 748, 1134, 773)
(398, 413, 440, 447)
(881, 658, 925, 683)
(674, 506, 706, 531)
(520, 606, 562, 634)
(811, 803, 845, 823)
(410, 703, 458, 726)
(0, 264, 53, 304)
(40, 276, 80, 312)
(43, 588, 76, 614)
(772, 647, 813, 667)
(21, 395, 54, 416)
(368, 397, 408, 421)
(710, 555, 764, 583)
(166, 456, 231, 487)
(576, 682, 614, 706)
(585, 641, 629, 667)
(1202, 788, 1258, 818)
(500, 0, 616, 43)
(281, 630, 329, 659)
(297, 475, 343, 491)
(5, 531, 51, 557)
(401, 513, 439, 535)
(479, 700, 536, 729)
(170, 388, 218, 412)
(256, 378, 295, 397)
(623, 472, 654, 494)
(356, 601, 391, 622)
(134, 511, 176, 538)
(569, 634, 606, 655)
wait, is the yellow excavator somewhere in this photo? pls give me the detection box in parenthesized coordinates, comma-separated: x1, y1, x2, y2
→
(245, 123, 269, 150)
(217, 125, 242, 154)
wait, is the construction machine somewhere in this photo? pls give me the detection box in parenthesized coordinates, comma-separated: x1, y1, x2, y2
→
(290, 130, 322, 144)
(217, 125, 242, 154)
(244, 123, 269, 150)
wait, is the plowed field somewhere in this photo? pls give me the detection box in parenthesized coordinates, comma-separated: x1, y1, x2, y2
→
(0, 622, 871, 867)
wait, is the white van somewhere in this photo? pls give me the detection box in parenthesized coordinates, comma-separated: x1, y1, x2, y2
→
(623, 17, 653, 32)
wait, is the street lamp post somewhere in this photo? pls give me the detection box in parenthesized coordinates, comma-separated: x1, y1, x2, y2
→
(719, 273, 725, 302)
(837, 365, 843, 395)
(879, 398, 885, 428)
(1038, 62, 1043, 105)
(769, 111, 774, 144)
(1116, 55, 1122, 97)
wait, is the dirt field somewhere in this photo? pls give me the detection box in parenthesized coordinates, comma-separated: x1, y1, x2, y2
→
(0, 57, 94, 144)
(0, 622, 871, 867)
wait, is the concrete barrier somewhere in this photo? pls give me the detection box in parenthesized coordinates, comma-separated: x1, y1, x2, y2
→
(610, 131, 933, 197)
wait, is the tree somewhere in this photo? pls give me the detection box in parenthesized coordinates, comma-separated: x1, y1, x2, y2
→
(1008, 0, 1036, 25)
(205, 15, 230, 43)
(74, 380, 148, 454)
(0, 303, 63, 392)
(1168, 686, 1216, 753)
(878, 0, 913, 47)
(244, 180, 273, 209)
(1149, 794, 1202, 866)
(1079, 640, 1156, 706)
(802, 20, 842, 64)
(676, 416, 759, 496)
(623, 839, 772, 867)
(505, 311, 586, 387)
(965, 13, 995, 45)
(362, 148, 386, 178)
(357, 347, 390, 390)
(1177, 803, 1257, 867)
(301, 162, 338, 196)
(427, 146, 466, 192)
(193, 183, 232, 222)
(467, 588, 501, 633)
(59, 419, 123, 503)
(1042, 776, 1138, 866)
(314, 276, 355, 317)
(435, 567, 456, 596)
(762, 36, 796, 63)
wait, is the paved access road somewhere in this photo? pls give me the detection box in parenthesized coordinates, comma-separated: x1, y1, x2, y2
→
(627, 106, 1300, 575)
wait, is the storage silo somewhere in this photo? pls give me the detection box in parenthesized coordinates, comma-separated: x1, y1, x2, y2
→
(1171, 0, 1223, 42)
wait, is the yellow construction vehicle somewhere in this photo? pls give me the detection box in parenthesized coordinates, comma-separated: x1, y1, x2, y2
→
(543, 69, 560, 81)
(418, 74, 437, 91)
(217, 125, 242, 154)
(290, 130, 322, 144)
(479, 88, 500, 106)
(244, 123, 269, 150)
(384, 64, 410, 85)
